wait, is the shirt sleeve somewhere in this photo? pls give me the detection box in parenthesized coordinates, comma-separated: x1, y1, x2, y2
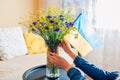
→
(67, 67, 85, 80)
(74, 56, 119, 80)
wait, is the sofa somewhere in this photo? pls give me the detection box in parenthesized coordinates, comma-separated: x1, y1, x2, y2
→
(0, 26, 82, 80)
(0, 53, 46, 80)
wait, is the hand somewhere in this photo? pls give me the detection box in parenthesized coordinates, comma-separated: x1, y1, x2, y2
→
(59, 40, 71, 54)
(59, 40, 77, 60)
(48, 52, 72, 72)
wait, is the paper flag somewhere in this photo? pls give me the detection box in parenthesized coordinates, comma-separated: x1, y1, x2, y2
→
(65, 13, 102, 57)
(73, 13, 102, 49)
(64, 30, 93, 57)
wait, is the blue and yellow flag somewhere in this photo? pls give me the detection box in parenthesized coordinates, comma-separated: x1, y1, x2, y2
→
(65, 13, 102, 57)
(74, 13, 102, 49)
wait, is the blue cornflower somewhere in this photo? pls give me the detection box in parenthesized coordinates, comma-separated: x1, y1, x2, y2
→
(69, 22, 74, 26)
(49, 20, 54, 23)
(54, 28, 60, 32)
(65, 22, 70, 27)
(46, 15, 52, 18)
(60, 17, 64, 21)
(56, 22, 58, 25)
(33, 22, 37, 26)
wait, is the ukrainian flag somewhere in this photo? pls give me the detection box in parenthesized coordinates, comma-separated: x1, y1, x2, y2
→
(65, 13, 102, 57)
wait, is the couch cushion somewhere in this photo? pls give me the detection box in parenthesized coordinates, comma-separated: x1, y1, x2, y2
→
(24, 32, 47, 55)
(0, 27, 28, 60)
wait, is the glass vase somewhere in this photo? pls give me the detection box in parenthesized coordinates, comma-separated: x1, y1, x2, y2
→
(46, 46, 60, 79)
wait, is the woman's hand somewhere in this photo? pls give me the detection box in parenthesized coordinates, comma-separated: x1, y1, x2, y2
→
(48, 52, 72, 72)
(59, 40, 71, 54)
(59, 40, 77, 60)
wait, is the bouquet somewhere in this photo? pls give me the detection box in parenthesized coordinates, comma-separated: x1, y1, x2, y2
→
(19, 6, 77, 79)
(20, 7, 77, 50)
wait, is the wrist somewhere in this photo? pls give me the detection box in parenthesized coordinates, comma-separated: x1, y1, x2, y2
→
(64, 65, 72, 72)
(69, 51, 77, 60)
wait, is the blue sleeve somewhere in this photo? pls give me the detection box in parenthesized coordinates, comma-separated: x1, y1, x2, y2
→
(74, 56, 119, 80)
(67, 67, 86, 80)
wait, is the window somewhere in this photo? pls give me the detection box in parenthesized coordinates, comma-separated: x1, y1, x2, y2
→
(95, 0, 120, 28)
(62, 0, 120, 28)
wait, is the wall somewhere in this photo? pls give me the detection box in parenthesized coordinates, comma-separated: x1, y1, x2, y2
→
(0, 0, 39, 27)
(0, 0, 62, 27)
(39, 0, 47, 11)
(39, 0, 62, 11)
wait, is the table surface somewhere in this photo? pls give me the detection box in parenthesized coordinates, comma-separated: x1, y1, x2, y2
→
(23, 65, 70, 80)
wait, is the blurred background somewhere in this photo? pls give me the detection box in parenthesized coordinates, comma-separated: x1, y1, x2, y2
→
(0, 0, 120, 70)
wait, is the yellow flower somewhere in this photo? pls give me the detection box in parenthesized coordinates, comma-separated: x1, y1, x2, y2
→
(40, 14, 46, 21)
(61, 27, 65, 31)
(55, 11, 59, 16)
(74, 34, 78, 39)
(49, 26, 53, 29)
(61, 9, 64, 14)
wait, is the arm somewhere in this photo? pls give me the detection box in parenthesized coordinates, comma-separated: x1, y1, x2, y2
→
(60, 40, 119, 80)
(48, 53, 86, 80)
(74, 56, 119, 80)
(67, 67, 85, 80)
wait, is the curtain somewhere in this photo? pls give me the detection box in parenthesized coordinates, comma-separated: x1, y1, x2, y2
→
(86, 0, 120, 70)
(95, 0, 120, 28)
(86, 27, 120, 70)
(62, 0, 93, 20)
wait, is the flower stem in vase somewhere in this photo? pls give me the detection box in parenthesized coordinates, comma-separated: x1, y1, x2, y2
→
(46, 47, 60, 79)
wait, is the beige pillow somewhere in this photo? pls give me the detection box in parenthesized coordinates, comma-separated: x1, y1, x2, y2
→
(24, 32, 47, 55)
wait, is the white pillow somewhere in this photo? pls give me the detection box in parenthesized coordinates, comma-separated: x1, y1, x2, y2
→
(0, 27, 28, 60)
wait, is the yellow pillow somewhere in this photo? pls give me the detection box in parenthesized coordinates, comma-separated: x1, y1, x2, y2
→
(24, 32, 47, 55)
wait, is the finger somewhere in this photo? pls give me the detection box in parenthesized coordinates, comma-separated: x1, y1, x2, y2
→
(49, 53, 58, 59)
(49, 52, 55, 56)
(48, 54, 53, 59)
(48, 56, 55, 63)
(63, 40, 67, 45)
(61, 41, 65, 48)
(52, 53, 59, 58)
(62, 40, 67, 47)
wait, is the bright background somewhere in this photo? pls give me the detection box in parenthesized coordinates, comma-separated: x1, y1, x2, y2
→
(0, 0, 120, 70)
